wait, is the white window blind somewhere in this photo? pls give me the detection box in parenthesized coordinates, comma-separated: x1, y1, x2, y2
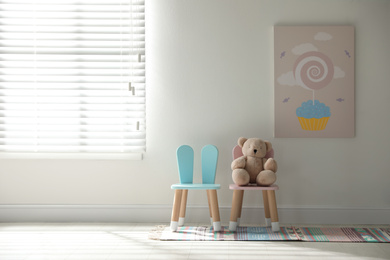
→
(0, 0, 145, 158)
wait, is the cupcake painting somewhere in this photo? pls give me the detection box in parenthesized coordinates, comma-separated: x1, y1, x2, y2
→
(274, 26, 354, 138)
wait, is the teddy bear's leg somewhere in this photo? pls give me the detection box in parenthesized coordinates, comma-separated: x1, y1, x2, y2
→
(232, 169, 250, 186)
(256, 170, 276, 186)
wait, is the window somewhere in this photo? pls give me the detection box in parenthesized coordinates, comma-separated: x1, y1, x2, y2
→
(0, 0, 145, 159)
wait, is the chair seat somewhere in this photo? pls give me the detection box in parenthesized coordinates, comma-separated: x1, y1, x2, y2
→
(229, 184, 279, 191)
(171, 183, 221, 190)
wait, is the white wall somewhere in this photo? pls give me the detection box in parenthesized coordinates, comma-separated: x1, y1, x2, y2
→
(1, 0, 389, 223)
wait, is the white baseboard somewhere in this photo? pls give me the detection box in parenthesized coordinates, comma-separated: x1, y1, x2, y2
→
(0, 205, 389, 224)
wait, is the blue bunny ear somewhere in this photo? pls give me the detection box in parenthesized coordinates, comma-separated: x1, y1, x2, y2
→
(176, 145, 194, 184)
(201, 145, 218, 185)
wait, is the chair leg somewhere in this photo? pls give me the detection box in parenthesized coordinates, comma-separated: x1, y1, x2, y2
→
(229, 190, 244, 231)
(237, 190, 244, 227)
(208, 190, 221, 231)
(267, 190, 280, 232)
(262, 190, 271, 227)
(178, 190, 188, 226)
(170, 189, 183, 231)
(206, 190, 213, 225)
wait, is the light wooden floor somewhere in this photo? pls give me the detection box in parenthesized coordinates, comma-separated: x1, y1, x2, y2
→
(0, 223, 389, 260)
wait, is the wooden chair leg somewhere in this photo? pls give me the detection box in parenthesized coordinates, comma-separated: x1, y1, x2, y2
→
(170, 189, 183, 231)
(237, 190, 244, 227)
(267, 190, 280, 232)
(179, 189, 188, 226)
(206, 190, 213, 225)
(229, 189, 243, 231)
(208, 190, 221, 231)
(262, 190, 271, 227)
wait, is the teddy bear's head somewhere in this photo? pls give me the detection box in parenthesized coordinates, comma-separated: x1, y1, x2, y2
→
(238, 137, 272, 158)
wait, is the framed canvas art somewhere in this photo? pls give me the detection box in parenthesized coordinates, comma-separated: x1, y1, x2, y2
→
(274, 26, 354, 138)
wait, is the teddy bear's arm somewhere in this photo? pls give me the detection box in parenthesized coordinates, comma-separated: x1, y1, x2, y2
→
(231, 156, 247, 170)
(264, 158, 277, 172)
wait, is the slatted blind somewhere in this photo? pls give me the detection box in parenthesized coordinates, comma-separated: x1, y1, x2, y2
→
(0, 0, 145, 158)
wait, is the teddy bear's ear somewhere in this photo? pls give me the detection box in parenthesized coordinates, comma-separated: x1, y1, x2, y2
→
(265, 141, 273, 152)
(238, 137, 247, 147)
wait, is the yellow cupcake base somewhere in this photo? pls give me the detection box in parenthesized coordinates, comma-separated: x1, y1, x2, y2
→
(298, 117, 329, 131)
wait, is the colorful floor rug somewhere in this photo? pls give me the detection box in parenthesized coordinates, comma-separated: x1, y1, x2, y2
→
(152, 226, 390, 242)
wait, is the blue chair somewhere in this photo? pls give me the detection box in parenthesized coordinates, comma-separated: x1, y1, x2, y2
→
(170, 145, 221, 231)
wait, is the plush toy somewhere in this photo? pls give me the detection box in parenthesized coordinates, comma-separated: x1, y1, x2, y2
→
(231, 137, 278, 186)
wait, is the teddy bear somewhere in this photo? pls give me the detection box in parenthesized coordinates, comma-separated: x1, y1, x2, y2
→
(231, 137, 278, 186)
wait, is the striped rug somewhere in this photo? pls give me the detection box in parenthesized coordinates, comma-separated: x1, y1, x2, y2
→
(154, 226, 390, 242)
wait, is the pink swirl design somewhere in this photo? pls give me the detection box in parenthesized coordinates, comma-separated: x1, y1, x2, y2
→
(293, 51, 334, 91)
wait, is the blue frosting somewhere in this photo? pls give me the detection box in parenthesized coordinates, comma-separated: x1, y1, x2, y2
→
(296, 100, 331, 119)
